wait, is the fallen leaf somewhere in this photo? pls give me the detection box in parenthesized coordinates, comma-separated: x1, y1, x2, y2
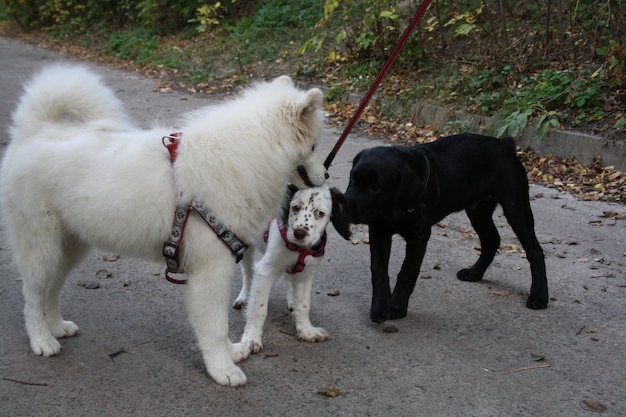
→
(580, 399, 607, 413)
(108, 348, 126, 359)
(96, 269, 112, 279)
(530, 353, 545, 362)
(500, 244, 520, 253)
(77, 280, 101, 289)
(599, 211, 619, 219)
(102, 254, 120, 262)
(318, 388, 340, 398)
(382, 325, 399, 333)
(327, 290, 340, 297)
(431, 263, 441, 270)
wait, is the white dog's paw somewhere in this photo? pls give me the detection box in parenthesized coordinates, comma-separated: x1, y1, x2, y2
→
(50, 320, 79, 338)
(229, 342, 251, 363)
(30, 335, 62, 357)
(232, 297, 247, 310)
(209, 364, 248, 387)
(297, 326, 329, 343)
(240, 335, 264, 354)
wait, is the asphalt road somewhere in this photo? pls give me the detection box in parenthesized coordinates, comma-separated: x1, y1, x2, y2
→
(1, 36, 625, 417)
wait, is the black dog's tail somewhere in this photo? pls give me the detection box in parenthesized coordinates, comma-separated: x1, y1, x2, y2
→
(500, 135, 517, 152)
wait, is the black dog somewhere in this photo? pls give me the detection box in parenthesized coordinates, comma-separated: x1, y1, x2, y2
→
(343, 133, 548, 323)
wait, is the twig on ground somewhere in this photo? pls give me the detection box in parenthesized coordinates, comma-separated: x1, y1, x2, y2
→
(500, 364, 551, 375)
(3, 377, 50, 387)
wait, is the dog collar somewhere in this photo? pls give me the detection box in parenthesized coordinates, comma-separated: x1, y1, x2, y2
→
(274, 219, 326, 274)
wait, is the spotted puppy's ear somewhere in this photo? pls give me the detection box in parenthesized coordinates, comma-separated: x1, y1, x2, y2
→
(280, 184, 299, 225)
(329, 187, 352, 240)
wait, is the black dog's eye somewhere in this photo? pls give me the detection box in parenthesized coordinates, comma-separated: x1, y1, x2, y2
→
(368, 184, 381, 194)
(314, 209, 326, 219)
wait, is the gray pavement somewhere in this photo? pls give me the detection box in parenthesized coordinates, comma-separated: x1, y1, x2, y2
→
(1, 36, 625, 416)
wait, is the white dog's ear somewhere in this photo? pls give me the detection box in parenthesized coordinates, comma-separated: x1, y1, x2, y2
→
(273, 75, 294, 86)
(297, 88, 323, 117)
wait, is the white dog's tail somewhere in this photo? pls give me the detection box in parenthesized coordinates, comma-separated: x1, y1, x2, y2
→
(10, 64, 134, 142)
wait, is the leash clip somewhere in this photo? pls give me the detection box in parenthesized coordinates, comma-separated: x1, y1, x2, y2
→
(163, 132, 182, 162)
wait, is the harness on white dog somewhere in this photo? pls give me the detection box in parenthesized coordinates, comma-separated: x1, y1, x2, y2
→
(162, 133, 248, 284)
(265, 219, 326, 274)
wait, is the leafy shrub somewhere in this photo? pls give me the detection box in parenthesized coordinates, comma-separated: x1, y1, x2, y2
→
(301, 0, 404, 62)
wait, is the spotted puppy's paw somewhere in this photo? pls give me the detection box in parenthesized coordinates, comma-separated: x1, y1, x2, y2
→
(296, 325, 329, 342)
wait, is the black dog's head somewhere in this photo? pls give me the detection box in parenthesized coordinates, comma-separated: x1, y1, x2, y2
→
(344, 146, 432, 225)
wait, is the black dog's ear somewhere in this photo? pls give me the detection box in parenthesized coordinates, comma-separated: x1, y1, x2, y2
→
(329, 187, 352, 240)
(393, 162, 424, 214)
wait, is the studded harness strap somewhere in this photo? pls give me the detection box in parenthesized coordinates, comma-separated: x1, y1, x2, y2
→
(162, 133, 248, 284)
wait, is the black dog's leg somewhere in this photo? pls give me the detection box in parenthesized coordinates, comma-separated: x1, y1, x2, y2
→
(388, 231, 431, 319)
(457, 199, 500, 282)
(501, 199, 549, 309)
(368, 224, 393, 323)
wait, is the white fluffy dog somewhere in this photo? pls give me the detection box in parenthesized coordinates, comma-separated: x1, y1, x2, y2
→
(0, 64, 328, 387)
(234, 185, 350, 354)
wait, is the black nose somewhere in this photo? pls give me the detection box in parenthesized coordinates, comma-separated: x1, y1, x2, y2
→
(293, 229, 307, 240)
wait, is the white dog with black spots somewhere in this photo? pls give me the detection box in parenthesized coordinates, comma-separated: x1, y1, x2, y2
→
(235, 185, 351, 355)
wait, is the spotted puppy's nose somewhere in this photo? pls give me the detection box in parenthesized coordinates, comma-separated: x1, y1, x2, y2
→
(293, 228, 308, 240)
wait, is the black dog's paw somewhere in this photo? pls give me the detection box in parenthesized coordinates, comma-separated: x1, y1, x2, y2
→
(526, 293, 548, 309)
(387, 295, 409, 320)
(370, 309, 387, 323)
(456, 268, 483, 282)
(370, 305, 408, 322)
(385, 306, 408, 320)
(370, 300, 389, 323)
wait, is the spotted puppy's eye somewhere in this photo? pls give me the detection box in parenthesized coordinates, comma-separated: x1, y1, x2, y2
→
(314, 209, 326, 219)
(291, 204, 301, 213)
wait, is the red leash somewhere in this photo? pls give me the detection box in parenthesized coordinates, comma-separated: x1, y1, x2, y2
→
(323, 0, 432, 169)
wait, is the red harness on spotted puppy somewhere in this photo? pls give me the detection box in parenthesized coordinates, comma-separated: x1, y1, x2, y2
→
(264, 218, 327, 274)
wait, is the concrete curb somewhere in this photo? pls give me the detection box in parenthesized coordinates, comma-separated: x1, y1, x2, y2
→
(407, 100, 626, 172)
